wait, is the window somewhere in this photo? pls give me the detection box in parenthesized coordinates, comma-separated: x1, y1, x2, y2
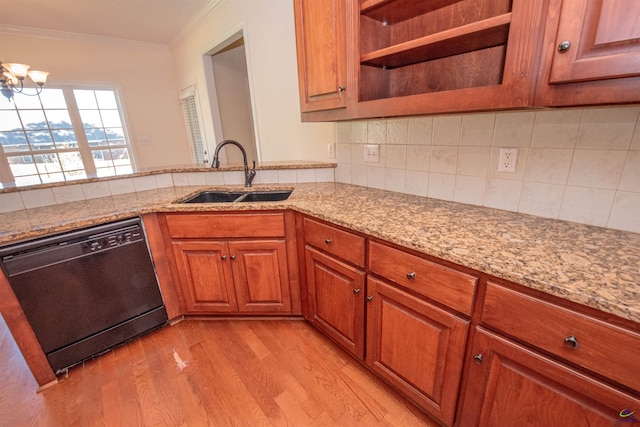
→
(179, 85, 208, 165)
(0, 87, 133, 188)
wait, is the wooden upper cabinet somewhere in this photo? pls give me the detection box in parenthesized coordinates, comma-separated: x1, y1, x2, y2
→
(535, 0, 640, 105)
(293, 0, 348, 112)
(549, 0, 640, 83)
(355, 0, 547, 117)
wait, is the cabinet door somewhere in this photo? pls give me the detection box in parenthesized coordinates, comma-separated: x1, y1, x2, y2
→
(458, 328, 640, 427)
(305, 246, 365, 358)
(293, 0, 348, 112)
(549, 0, 640, 84)
(229, 240, 292, 314)
(366, 277, 468, 426)
(172, 241, 237, 313)
(535, 0, 640, 105)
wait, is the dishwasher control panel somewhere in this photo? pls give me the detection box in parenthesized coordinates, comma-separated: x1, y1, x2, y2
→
(83, 228, 143, 253)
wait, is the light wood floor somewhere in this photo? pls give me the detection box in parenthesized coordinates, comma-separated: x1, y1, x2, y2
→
(0, 316, 440, 426)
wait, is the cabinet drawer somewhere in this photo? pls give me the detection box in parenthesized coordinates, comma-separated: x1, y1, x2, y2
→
(166, 213, 285, 239)
(368, 241, 477, 315)
(304, 218, 365, 267)
(482, 282, 640, 392)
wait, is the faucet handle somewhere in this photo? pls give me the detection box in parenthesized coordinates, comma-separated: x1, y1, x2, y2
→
(246, 160, 257, 187)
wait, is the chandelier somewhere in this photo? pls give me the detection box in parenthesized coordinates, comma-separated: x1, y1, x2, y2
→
(1, 61, 49, 101)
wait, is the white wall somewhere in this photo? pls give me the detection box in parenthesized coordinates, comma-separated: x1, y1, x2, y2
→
(335, 106, 640, 233)
(170, 0, 334, 162)
(0, 29, 192, 169)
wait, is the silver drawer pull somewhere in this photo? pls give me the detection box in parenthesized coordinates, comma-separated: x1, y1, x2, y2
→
(325, 238, 333, 245)
(353, 288, 361, 295)
(564, 336, 579, 349)
(473, 354, 484, 364)
(221, 255, 227, 260)
(406, 272, 416, 280)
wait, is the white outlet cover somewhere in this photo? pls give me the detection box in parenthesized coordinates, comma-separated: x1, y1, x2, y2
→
(327, 143, 336, 159)
(364, 144, 379, 163)
(498, 148, 518, 173)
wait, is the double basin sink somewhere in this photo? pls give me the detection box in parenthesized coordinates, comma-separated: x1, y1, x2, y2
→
(180, 189, 292, 204)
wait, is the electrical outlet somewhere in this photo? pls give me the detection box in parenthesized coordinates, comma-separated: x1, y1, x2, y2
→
(364, 144, 379, 163)
(498, 148, 518, 173)
(327, 143, 336, 159)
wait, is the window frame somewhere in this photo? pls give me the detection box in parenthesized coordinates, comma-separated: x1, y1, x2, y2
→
(0, 83, 136, 188)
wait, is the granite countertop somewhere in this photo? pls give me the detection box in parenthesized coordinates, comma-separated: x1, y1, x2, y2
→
(1, 182, 638, 325)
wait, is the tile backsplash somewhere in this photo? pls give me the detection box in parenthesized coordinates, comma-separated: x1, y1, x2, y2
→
(335, 106, 640, 234)
(0, 167, 335, 214)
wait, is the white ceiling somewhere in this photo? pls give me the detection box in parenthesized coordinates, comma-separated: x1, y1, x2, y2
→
(0, 0, 213, 45)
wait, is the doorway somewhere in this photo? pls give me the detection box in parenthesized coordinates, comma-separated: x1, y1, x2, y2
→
(206, 31, 259, 165)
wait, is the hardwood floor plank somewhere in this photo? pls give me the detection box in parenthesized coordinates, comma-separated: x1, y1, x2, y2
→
(1, 317, 441, 426)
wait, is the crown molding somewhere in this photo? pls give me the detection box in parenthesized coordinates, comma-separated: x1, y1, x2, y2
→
(169, 0, 226, 48)
(0, 24, 170, 50)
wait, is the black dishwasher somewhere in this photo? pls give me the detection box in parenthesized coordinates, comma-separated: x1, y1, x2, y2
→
(0, 217, 168, 373)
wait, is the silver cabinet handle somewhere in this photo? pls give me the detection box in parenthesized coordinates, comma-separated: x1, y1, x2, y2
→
(564, 336, 579, 349)
(353, 288, 361, 295)
(338, 86, 346, 92)
(558, 40, 571, 52)
(406, 272, 416, 280)
(325, 238, 332, 245)
(221, 255, 227, 260)
(366, 296, 373, 303)
(230, 255, 236, 260)
(473, 354, 484, 364)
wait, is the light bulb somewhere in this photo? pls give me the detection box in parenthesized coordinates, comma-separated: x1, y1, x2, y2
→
(28, 70, 49, 84)
(4, 63, 30, 78)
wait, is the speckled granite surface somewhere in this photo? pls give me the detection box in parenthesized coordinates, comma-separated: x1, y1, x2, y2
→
(0, 182, 638, 325)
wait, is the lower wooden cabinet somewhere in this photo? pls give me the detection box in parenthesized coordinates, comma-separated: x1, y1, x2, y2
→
(172, 239, 291, 315)
(366, 277, 469, 426)
(304, 246, 365, 358)
(164, 212, 296, 316)
(172, 240, 237, 313)
(458, 328, 640, 427)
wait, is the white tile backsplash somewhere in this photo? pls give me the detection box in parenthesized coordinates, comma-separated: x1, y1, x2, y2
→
(518, 182, 565, 219)
(433, 115, 462, 145)
(278, 169, 297, 184)
(454, 175, 486, 206)
(609, 192, 640, 233)
(567, 149, 626, 190)
(619, 151, 640, 192)
(531, 109, 581, 149)
(408, 116, 433, 145)
(315, 168, 335, 182)
(428, 173, 455, 201)
(525, 148, 573, 185)
(559, 187, 616, 227)
(335, 106, 640, 233)
(52, 184, 85, 204)
(108, 178, 135, 195)
(154, 173, 174, 188)
(0, 192, 25, 213)
(0, 166, 336, 213)
(493, 111, 535, 148)
(20, 188, 57, 209)
(82, 181, 111, 199)
(577, 107, 639, 149)
(296, 168, 316, 183)
(461, 113, 495, 147)
(132, 175, 157, 192)
(430, 146, 458, 174)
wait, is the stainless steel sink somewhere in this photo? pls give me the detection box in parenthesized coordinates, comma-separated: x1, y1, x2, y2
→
(180, 189, 292, 204)
(238, 190, 292, 202)
(180, 191, 245, 203)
